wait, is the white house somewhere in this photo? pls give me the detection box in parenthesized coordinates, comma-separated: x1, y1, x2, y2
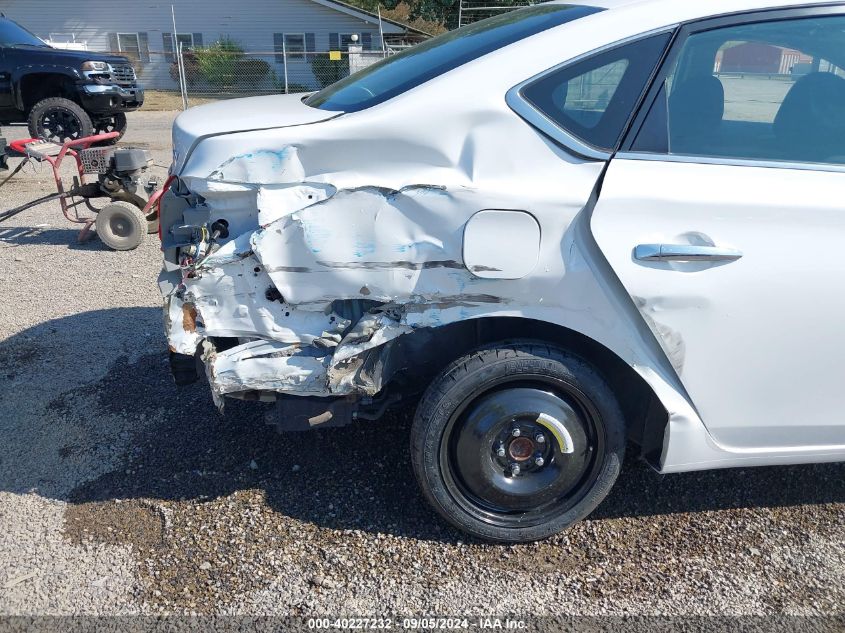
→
(1, 0, 426, 91)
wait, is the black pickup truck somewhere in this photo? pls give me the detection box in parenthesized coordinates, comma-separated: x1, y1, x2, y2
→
(0, 15, 143, 143)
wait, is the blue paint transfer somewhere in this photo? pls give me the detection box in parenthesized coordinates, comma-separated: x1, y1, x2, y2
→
(447, 270, 468, 293)
(209, 147, 298, 180)
(353, 238, 377, 258)
(302, 222, 333, 254)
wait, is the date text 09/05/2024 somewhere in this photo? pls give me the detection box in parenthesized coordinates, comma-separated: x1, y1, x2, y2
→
(306, 618, 527, 629)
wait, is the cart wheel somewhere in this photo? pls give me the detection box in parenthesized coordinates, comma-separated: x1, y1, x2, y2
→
(95, 202, 146, 251)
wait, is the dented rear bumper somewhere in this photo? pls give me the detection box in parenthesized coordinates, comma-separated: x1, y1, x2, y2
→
(157, 145, 510, 408)
(162, 277, 406, 408)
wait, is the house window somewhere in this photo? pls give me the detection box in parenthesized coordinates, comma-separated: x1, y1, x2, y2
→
(108, 31, 149, 62)
(274, 33, 313, 63)
(48, 33, 76, 44)
(47, 33, 88, 50)
(330, 32, 361, 51)
(285, 33, 306, 59)
(163, 33, 202, 62)
(175, 33, 195, 51)
(332, 33, 374, 51)
(117, 33, 140, 57)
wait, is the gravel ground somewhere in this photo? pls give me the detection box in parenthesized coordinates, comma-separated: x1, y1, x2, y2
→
(0, 111, 843, 622)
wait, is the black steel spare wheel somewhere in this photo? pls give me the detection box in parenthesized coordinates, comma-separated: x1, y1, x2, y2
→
(411, 342, 625, 542)
(28, 97, 93, 143)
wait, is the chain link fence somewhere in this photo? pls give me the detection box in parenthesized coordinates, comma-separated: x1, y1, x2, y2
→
(113, 45, 389, 109)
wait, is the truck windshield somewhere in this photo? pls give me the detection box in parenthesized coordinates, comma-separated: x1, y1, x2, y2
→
(305, 4, 603, 113)
(0, 18, 49, 47)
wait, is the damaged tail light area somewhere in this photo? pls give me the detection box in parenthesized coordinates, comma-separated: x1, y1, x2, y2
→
(161, 154, 481, 407)
(159, 158, 479, 410)
(156, 174, 178, 242)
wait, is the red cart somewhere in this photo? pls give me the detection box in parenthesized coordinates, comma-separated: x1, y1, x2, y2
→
(0, 132, 162, 250)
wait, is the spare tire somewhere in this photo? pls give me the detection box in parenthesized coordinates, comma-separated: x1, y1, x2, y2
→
(411, 341, 626, 542)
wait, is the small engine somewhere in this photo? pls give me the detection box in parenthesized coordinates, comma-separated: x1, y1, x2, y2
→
(98, 148, 153, 195)
(79, 146, 154, 195)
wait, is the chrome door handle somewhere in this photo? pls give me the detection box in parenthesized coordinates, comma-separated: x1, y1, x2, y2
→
(634, 243, 743, 262)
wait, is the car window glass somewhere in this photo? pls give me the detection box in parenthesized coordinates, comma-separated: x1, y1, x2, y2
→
(0, 19, 48, 48)
(561, 59, 629, 129)
(520, 33, 671, 152)
(632, 15, 845, 166)
(305, 4, 604, 113)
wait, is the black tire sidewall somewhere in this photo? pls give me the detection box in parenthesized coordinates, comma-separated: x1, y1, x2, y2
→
(94, 112, 128, 145)
(95, 203, 146, 251)
(411, 342, 625, 543)
(27, 98, 93, 142)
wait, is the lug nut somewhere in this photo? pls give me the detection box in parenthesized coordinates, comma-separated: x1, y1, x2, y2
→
(535, 434, 545, 444)
(512, 428, 521, 437)
(534, 456, 545, 467)
(510, 463, 521, 476)
(496, 444, 506, 458)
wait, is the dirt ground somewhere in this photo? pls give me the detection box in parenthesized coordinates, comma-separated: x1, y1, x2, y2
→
(142, 90, 222, 111)
(142, 89, 310, 111)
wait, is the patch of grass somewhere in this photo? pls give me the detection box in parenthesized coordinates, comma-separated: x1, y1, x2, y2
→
(142, 90, 224, 111)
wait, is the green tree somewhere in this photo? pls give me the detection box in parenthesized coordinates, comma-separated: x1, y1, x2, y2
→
(346, 0, 459, 31)
(413, 0, 460, 28)
(345, 0, 536, 34)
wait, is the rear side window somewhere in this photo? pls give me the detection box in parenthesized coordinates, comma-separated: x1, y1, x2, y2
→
(306, 4, 603, 113)
(631, 15, 845, 166)
(520, 33, 672, 151)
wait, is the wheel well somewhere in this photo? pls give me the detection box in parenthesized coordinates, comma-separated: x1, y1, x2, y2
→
(20, 73, 78, 112)
(386, 316, 668, 465)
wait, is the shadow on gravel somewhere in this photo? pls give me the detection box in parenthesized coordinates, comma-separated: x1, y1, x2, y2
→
(0, 226, 110, 250)
(1, 308, 844, 543)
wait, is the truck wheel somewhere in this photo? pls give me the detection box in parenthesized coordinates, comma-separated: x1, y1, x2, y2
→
(95, 202, 146, 251)
(28, 97, 93, 143)
(93, 113, 128, 144)
(411, 342, 625, 543)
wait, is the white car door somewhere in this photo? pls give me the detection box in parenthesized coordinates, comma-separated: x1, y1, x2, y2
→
(591, 9, 845, 453)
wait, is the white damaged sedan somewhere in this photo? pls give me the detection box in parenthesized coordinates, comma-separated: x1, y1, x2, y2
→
(158, 0, 845, 542)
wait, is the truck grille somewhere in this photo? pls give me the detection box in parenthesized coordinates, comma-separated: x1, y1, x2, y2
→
(109, 63, 136, 84)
